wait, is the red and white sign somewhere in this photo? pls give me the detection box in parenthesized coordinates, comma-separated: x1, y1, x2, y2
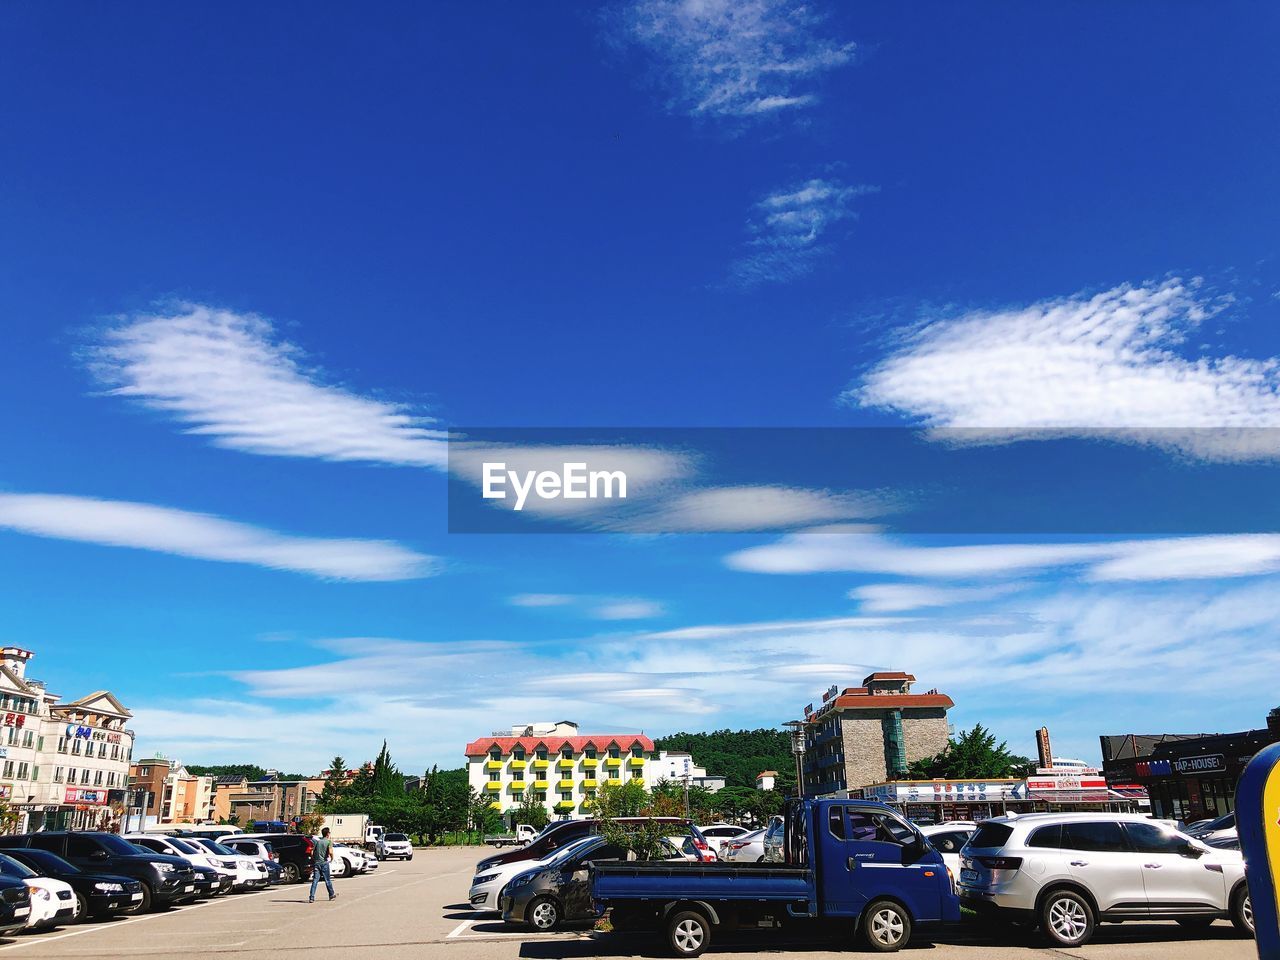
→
(1027, 775, 1106, 792)
(63, 788, 106, 805)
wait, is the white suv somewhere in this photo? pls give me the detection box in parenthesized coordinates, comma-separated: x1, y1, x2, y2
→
(958, 813, 1253, 947)
(376, 833, 413, 861)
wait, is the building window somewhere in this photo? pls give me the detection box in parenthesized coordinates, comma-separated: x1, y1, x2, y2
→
(66, 767, 76, 784)
(81, 769, 90, 784)
(535, 746, 548, 761)
(608, 746, 620, 759)
(631, 744, 643, 758)
(512, 746, 525, 761)
(16, 763, 28, 780)
(512, 772, 524, 782)
(54, 767, 64, 783)
(31, 766, 38, 782)
(560, 791, 572, 802)
(489, 748, 501, 761)
(488, 770, 500, 782)
(95, 770, 104, 785)
(99, 743, 107, 758)
(71, 738, 82, 755)
(57, 737, 67, 753)
(534, 792, 546, 802)
(584, 747, 596, 759)
(22, 732, 33, 748)
(561, 746, 573, 759)
(2, 762, 12, 778)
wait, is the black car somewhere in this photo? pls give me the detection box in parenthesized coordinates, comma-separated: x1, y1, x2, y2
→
(2, 848, 143, 919)
(0, 832, 197, 912)
(0, 875, 31, 936)
(227, 833, 313, 884)
(475, 818, 705, 873)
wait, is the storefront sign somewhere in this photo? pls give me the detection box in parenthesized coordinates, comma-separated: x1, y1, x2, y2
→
(1236, 741, 1280, 959)
(1172, 753, 1226, 775)
(863, 780, 1023, 803)
(63, 788, 105, 805)
(1026, 775, 1107, 791)
(1, 714, 26, 728)
(65, 724, 91, 739)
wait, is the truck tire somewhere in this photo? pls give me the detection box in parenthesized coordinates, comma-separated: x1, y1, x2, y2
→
(1231, 885, 1254, 936)
(667, 910, 711, 958)
(861, 899, 911, 952)
(1039, 889, 1095, 947)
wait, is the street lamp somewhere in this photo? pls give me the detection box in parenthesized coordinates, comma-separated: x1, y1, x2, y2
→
(783, 720, 806, 799)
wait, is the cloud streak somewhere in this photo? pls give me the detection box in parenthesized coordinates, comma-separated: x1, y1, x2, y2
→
(851, 278, 1280, 461)
(619, 0, 854, 121)
(730, 179, 874, 286)
(89, 303, 449, 468)
(0, 493, 437, 581)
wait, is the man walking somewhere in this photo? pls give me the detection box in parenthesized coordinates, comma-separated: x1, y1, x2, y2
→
(309, 827, 338, 902)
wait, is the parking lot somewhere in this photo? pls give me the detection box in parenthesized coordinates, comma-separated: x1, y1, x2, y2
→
(0, 847, 1256, 960)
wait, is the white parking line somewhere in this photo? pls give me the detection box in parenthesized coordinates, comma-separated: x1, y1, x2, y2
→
(446, 918, 474, 939)
(0, 897, 225, 951)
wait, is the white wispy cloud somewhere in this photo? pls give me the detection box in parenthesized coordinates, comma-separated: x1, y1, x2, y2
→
(619, 0, 854, 121)
(88, 303, 449, 467)
(0, 493, 437, 581)
(851, 278, 1280, 461)
(727, 529, 1280, 583)
(730, 179, 874, 286)
(508, 592, 667, 620)
(850, 582, 1025, 613)
(626, 484, 885, 532)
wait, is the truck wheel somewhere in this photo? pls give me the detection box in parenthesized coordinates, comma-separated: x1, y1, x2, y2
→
(861, 900, 911, 952)
(667, 910, 711, 958)
(528, 895, 560, 931)
(1231, 885, 1254, 936)
(1039, 889, 1095, 947)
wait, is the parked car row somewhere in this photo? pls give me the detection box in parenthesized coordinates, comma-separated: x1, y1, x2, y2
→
(469, 804, 1258, 956)
(0, 827, 383, 940)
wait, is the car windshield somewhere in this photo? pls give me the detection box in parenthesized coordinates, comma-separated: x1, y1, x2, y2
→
(385, 834, 408, 842)
(0, 854, 35, 879)
(541, 836, 598, 866)
(15, 850, 79, 875)
(169, 839, 202, 854)
(203, 841, 239, 856)
(98, 834, 149, 856)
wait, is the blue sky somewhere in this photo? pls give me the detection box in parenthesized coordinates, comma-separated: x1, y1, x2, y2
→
(3, 1, 1280, 774)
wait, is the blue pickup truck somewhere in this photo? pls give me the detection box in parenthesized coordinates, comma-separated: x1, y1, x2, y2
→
(591, 798, 959, 956)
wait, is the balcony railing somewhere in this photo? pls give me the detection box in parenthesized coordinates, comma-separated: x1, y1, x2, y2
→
(532, 758, 549, 770)
(581, 758, 598, 768)
(557, 758, 575, 770)
(604, 757, 622, 767)
(627, 756, 645, 767)
(557, 779, 574, 790)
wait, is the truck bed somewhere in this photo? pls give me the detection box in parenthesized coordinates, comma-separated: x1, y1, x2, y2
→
(593, 861, 812, 903)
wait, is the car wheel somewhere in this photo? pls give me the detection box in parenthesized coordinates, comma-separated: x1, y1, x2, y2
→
(861, 899, 912, 952)
(527, 895, 560, 931)
(667, 909, 711, 958)
(1040, 889, 1095, 948)
(1231, 885, 1254, 936)
(72, 891, 88, 922)
(126, 883, 153, 914)
(281, 863, 301, 884)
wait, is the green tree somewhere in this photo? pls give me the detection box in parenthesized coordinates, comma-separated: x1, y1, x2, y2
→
(370, 741, 402, 800)
(512, 790, 550, 830)
(651, 729, 795, 790)
(318, 755, 347, 810)
(906, 724, 1034, 780)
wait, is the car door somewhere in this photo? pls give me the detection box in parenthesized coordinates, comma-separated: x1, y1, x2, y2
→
(1122, 822, 1226, 914)
(561, 844, 626, 920)
(1061, 821, 1147, 915)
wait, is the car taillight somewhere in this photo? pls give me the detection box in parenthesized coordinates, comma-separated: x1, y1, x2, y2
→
(977, 856, 1022, 870)
(303, 839, 314, 857)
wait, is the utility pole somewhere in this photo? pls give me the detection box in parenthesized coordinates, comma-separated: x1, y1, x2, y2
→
(783, 720, 806, 799)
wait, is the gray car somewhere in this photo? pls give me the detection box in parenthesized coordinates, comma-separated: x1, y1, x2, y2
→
(499, 835, 683, 931)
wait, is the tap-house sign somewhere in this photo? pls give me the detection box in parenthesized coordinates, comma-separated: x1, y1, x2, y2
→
(1172, 754, 1226, 775)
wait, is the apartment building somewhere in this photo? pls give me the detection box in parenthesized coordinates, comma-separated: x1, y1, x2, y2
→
(802, 672, 953, 795)
(127, 756, 216, 824)
(0, 647, 135, 831)
(644, 751, 726, 792)
(225, 772, 319, 825)
(465, 721, 653, 822)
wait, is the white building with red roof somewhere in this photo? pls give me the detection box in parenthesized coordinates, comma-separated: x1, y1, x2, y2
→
(465, 720, 654, 821)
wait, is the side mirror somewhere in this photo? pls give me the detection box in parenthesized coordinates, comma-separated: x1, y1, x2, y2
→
(1180, 842, 1204, 858)
(90, 849, 109, 859)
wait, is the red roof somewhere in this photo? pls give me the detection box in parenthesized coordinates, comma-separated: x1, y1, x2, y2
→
(465, 734, 654, 757)
(811, 693, 954, 716)
(864, 671, 916, 683)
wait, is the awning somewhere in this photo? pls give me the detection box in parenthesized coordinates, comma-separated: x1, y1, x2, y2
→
(1110, 787, 1150, 799)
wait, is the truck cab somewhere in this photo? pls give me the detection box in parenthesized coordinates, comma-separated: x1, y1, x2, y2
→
(592, 798, 959, 955)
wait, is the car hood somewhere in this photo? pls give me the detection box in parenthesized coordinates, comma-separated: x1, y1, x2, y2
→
(70, 871, 140, 886)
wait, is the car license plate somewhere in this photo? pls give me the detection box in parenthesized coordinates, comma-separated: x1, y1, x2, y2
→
(183, 885, 194, 892)
(131, 893, 143, 900)
(14, 908, 28, 917)
(960, 868, 978, 883)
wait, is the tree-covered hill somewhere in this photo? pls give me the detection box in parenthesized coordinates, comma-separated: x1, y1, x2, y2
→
(653, 728, 794, 790)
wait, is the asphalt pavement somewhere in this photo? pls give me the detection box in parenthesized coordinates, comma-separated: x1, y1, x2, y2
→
(0, 847, 1258, 960)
